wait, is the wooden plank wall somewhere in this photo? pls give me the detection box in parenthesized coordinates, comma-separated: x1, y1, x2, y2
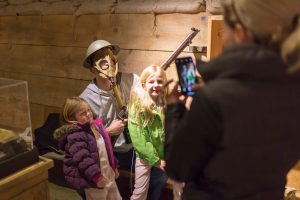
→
(0, 13, 207, 130)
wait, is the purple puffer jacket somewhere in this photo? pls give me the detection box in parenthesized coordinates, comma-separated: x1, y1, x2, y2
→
(54, 118, 116, 189)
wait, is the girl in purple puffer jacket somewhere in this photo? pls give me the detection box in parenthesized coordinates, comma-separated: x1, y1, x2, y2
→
(54, 97, 121, 200)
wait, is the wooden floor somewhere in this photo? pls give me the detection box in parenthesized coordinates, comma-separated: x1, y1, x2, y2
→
(48, 182, 82, 200)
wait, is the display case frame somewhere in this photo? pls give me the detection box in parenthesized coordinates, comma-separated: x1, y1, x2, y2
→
(0, 78, 38, 178)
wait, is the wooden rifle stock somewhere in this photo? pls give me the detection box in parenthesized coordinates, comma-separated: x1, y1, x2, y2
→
(160, 27, 200, 70)
(111, 79, 128, 121)
(110, 78, 131, 144)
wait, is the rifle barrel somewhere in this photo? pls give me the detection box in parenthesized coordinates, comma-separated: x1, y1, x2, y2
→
(161, 27, 200, 70)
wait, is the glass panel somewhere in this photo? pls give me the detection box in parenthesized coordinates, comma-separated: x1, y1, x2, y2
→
(0, 78, 33, 162)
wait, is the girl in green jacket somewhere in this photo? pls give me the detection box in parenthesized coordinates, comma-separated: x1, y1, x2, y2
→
(128, 65, 168, 200)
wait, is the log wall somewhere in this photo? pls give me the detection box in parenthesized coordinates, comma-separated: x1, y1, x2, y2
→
(0, 0, 211, 130)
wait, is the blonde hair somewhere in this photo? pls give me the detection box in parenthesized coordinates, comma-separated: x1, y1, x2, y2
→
(129, 65, 168, 127)
(60, 97, 93, 125)
(223, 0, 300, 73)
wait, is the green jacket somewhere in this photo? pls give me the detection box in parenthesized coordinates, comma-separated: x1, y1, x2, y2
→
(128, 104, 165, 166)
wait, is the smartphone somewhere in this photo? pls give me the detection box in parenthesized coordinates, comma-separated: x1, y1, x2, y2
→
(175, 56, 196, 96)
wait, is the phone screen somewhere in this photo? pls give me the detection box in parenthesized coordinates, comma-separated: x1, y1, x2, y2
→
(175, 56, 196, 96)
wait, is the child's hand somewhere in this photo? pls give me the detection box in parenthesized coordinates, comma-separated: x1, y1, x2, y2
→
(159, 160, 166, 171)
(96, 176, 109, 188)
(114, 169, 119, 179)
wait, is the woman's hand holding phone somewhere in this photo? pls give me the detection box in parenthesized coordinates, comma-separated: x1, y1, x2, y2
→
(165, 57, 205, 105)
(166, 81, 189, 105)
(175, 57, 198, 96)
(192, 70, 205, 90)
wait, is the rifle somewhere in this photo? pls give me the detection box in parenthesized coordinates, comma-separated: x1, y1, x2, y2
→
(110, 78, 132, 144)
(115, 105, 131, 144)
(160, 27, 200, 70)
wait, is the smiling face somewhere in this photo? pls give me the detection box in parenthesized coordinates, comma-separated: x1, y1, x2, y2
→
(144, 73, 164, 102)
(74, 102, 93, 124)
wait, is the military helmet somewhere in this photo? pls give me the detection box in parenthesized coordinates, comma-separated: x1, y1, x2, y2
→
(83, 40, 120, 68)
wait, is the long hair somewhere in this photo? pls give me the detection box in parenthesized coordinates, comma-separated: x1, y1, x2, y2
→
(60, 97, 93, 125)
(128, 65, 168, 128)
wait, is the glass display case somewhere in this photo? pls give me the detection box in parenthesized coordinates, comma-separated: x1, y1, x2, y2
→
(0, 78, 38, 178)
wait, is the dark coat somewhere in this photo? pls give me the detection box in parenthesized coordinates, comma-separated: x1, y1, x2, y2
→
(54, 118, 116, 189)
(165, 44, 300, 200)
